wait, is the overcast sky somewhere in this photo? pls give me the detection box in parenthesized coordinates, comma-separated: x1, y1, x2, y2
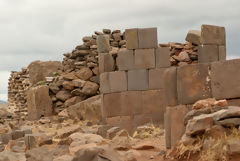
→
(0, 0, 240, 101)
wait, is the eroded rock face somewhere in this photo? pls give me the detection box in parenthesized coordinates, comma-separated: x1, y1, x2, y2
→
(27, 85, 53, 120)
(28, 60, 62, 85)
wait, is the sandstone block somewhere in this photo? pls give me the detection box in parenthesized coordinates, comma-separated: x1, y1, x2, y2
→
(185, 30, 201, 45)
(125, 28, 138, 49)
(219, 45, 226, 60)
(0, 133, 12, 144)
(128, 69, 148, 91)
(56, 90, 72, 102)
(81, 81, 99, 96)
(156, 47, 171, 68)
(165, 105, 189, 148)
(99, 73, 110, 94)
(99, 53, 114, 74)
(211, 59, 240, 99)
(149, 67, 177, 106)
(201, 24, 226, 45)
(116, 49, 134, 71)
(198, 45, 219, 63)
(97, 35, 110, 53)
(27, 85, 53, 120)
(75, 67, 93, 81)
(177, 63, 212, 105)
(109, 71, 127, 93)
(135, 49, 155, 69)
(138, 28, 158, 49)
(11, 130, 25, 140)
(102, 93, 122, 117)
(142, 90, 167, 124)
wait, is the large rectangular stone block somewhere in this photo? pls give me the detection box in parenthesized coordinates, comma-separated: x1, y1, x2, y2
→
(201, 24, 226, 45)
(128, 69, 149, 91)
(142, 90, 167, 124)
(138, 28, 158, 49)
(135, 49, 155, 69)
(116, 49, 135, 71)
(125, 28, 139, 49)
(99, 73, 110, 94)
(102, 93, 122, 117)
(164, 109, 171, 149)
(149, 67, 177, 106)
(198, 45, 219, 63)
(165, 105, 189, 148)
(156, 47, 171, 68)
(219, 45, 226, 61)
(211, 59, 240, 99)
(99, 53, 115, 74)
(177, 63, 212, 104)
(227, 99, 240, 107)
(109, 71, 127, 93)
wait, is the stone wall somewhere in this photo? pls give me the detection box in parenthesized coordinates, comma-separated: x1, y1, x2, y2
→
(100, 24, 227, 134)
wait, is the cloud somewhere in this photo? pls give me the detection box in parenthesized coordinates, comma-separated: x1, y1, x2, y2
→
(0, 0, 240, 97)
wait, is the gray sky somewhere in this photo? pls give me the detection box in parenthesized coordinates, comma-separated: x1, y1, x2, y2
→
(1, 0, 240, 101)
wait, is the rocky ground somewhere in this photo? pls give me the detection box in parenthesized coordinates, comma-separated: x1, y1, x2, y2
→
(0, 103, 168, 161)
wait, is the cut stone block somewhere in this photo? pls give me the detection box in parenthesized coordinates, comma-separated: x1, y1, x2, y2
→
(185, 30, 201, 45)
(156, 47, 171, 68)
(99, 73, 110, 94)
(198, 45, 219, 63)
(164, 109, 171, 149)
(125, 28, 139, 49)
(11, 130, 25, 140)
(102, 93, 122, 117)
(109, 71, 127, 93)
(135, 49, 155, 69)
(169, 105, 190, 147)
(149, 67, 177, 106)
(142, 90, 167, 124)
(177, 63, 212, 105)
(106, 116, 133, 134)
(0, 133, 12, 144)
(227, 99, 240, 107)
(219, 45, 226, 61)
(121, 91, 143, 116)
(99, 53, 114, 74)
(211, 59, 240, 99)
(128, 69, 149, 91)
(201, 24, 226, 45)
(97, 35, 110, 53)
(138, 28, 158, 49)
(116, 49, 135, 71)
(27, 85, 53, 121)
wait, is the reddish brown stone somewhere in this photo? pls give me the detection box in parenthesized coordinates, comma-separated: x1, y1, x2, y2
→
(135, 49, 155, 69)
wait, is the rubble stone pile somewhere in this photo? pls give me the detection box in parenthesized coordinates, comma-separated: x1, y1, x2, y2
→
(8, 68, 30, 119)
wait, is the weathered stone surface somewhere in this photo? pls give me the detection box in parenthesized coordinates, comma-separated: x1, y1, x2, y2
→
(172, 51, 190, 62)
(24, 133, 50, 149)
(156, 47, 171, 68)
(28, 60, 62, 84)
(138, 28, 158, 49)
(102, 93, 122, 117)
(97, 34, 110, 53)
(64, 96, 84, 107)
(68, 95, 101, 122)
(166, 105, 189, 148)
(135, 49, 155, 69)
(0, 133, 12, 144)
(177, 63, 212, 105)
(62, 81, 74, 90)
(211, 59, 240, 99)
(128, 69, 148, 91)
(219, 45, 226, 61)
(149, 67, 177, 106)
(116, 49, 134, 71)
(213, 106, 240, 121)
(27, 85, 53, 120)
(99, 73, 110, 94)
(56, 90, 72, 102)
(106, 127, 121, 139)
(227, 139, 240, 155)
(185, 114, 213, 136)
(72, 79, 86, 88)
(109, 71, 127, 93)
(198, 45, 219, 63)
(99, 53, 115, 74)
(217, 118, 240, 127)
(81, 81, 99, 96)
(125, 28, 138, 49)
(0, 152, 26, 161)
(201, 24, 226, 45)
(185, 30, 201, 45)
(75, 67, 93, 81)
(106, 116, 133, 134)
(121, 91, 142, 116)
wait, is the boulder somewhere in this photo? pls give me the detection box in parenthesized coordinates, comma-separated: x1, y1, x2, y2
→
(67, 95, 101, 122)
(185, 30, 201, 45)
(0, 151, 26, 161)
(27, 85, 53, 120)
(56, 90, 72, 102)
(28, 60, 62, 84)
(62, 81, 74, 90)
(64, 96, 85, 107)
(75, 67, 93, 81)
(81, 81, 99, 96)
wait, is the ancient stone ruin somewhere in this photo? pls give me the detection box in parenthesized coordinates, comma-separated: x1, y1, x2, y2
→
(4, 24, 240, 160)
